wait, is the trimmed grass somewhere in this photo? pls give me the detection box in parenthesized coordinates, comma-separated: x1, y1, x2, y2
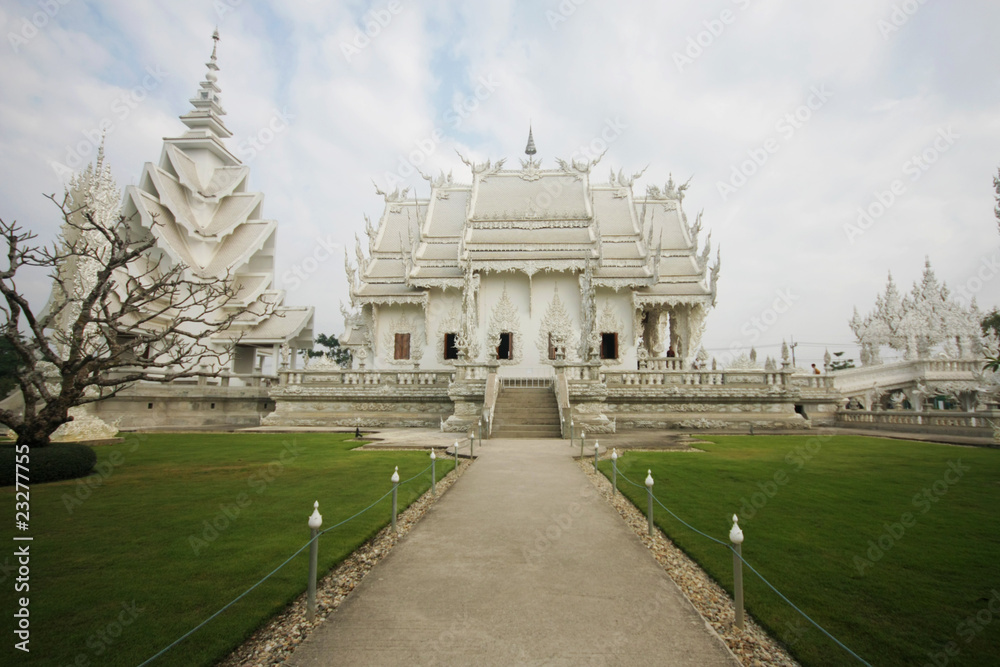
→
(600, 435, 1000, 667)
(0, 433, 454, 667)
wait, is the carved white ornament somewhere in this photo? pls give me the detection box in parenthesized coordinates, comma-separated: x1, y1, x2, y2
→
(435, 302, 462, 366)
(487, 285, 522, 365)
(597, 300, 625, 366)
(537, 286, 577, 365)
(381, 315, 424, 366)
(850, 259, 986, 364)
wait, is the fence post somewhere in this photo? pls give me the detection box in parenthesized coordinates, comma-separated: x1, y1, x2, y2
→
(611, 448, 618, 495)
(580, 431, 586, 459)
(430, 449, 437, 497)
(391, 466, 399, 533)
(469, 431, 474, 458)
(730, 514, 745, 630)
(307, 501, 323, 622)
(453, 440, 459, 470)
(569, 418, 574, 446)
(478, 419, 483, 447)
(594, 440, 600, 469)
(645, 470, 654, 536)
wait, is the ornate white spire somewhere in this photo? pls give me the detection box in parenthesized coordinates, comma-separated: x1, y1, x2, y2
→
(179, 29, 232, 141)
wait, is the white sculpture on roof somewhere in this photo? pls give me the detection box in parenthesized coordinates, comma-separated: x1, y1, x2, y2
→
(850, 258, 985, 364)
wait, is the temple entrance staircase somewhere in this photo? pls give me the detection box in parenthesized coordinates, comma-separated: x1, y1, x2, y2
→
(491, 383, 562, 439)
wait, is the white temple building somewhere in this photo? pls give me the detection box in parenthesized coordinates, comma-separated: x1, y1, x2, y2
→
(340, 129, 720, 376)
(266, 134, 842, 433)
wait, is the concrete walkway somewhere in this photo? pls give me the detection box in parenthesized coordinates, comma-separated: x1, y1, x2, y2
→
(288, 438, 737, 666)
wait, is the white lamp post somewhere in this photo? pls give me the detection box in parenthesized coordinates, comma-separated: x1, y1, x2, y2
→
(430, 449, 437, 496)
(390, 466, 400, 533)
(644, 469, 654, 535)
(307, 500, 323, 622)
(730, 514, 745, 630)
(611, 448, 618, 495)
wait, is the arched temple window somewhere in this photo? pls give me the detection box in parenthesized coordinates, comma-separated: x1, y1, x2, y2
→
(443, 333, 459, 360)
(497, 332, 513, 360)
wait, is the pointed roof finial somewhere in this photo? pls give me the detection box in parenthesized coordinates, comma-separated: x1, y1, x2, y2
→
(525, 125, 537, 156)
(211, 27, 220, 62)
(177, 28, 232, 141)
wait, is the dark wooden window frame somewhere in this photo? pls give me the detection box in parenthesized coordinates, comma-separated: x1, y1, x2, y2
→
(394, 333, 411, 360)
(600, 332, 618, 360)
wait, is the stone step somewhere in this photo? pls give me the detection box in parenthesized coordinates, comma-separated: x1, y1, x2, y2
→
(494, 416, 562, 426)
(495, 397, 559, 405)
(492, 427, 563, 438)
(492, 388, 561, 438)
(495, 408, 559, 416)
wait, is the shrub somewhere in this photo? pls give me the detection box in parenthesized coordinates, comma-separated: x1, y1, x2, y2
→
(0, 441, 97, 486)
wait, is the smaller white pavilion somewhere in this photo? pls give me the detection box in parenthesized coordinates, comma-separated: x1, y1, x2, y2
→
(121, 30, 314, 381)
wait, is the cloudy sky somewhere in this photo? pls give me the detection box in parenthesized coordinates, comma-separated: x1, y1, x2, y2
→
(2, 0, 999, 367)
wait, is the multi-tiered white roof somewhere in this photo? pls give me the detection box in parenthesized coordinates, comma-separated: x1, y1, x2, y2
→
(122, 32, 313, 350)
(349, 139, 719, 310)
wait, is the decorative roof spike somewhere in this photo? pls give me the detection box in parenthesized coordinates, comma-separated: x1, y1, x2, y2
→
(178, 30, 232, 141)
(211, 27, 220, 62)
(525, 125, 537, 156)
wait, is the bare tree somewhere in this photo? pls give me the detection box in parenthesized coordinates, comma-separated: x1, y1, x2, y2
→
(0, 153, 267, 447)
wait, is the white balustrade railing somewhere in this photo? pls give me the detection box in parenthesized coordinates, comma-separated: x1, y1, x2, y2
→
(789, 375, 836, 389)
(639, 357, 686, 371)
(278, 369, 453, 387)
(836, 409, 995, 429)
(831, 358, 986, 395)
(603, 369, 789, 387)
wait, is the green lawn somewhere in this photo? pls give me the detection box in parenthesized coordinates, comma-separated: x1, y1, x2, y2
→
(601, 434, 1000, 667)
(0, 433, 454, 667)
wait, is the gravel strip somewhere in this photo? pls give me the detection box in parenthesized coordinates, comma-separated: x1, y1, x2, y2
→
(218, 459, 473, 667)
(578, 458, 801, 667)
